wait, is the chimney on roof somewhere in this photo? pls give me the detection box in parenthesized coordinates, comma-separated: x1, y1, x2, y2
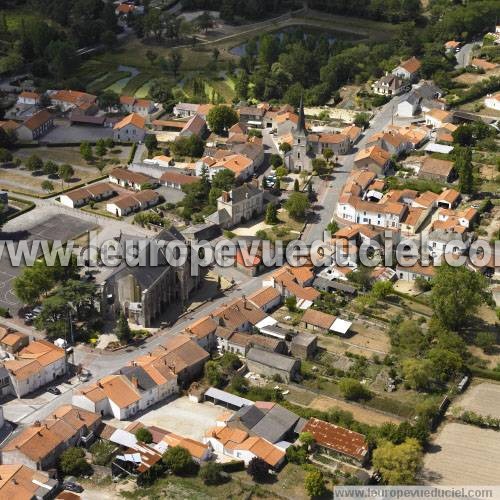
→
(222, 191, 230, 202)
(34, 420, 41, 427)
(131, 376, 139, 388)
(98, 382, 103, 388)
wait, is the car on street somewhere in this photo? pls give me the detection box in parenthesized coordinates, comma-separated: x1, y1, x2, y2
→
(47, 387, 61, 395)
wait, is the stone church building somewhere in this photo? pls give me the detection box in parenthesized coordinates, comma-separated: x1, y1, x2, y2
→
(101, 228, 200, 327)
(285, 98, 312, 173)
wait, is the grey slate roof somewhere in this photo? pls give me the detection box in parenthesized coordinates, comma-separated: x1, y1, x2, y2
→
(117, 365, 157, 391)
(291, 332, 317, 347)
(229, 183, 262, 204)
(247, 347, 298, 372)
(229, 402, 303, 443)
(205, 208, 231, 225)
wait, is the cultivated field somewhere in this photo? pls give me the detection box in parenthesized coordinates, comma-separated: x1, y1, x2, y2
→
(453, 382, 500, 418)
(423, 423, 500, 485)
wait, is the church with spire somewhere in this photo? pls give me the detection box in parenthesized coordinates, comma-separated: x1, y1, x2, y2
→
(285, 97, 313, 173)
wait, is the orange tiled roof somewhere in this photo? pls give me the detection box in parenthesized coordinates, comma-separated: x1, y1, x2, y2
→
(113, 113, 146, 130)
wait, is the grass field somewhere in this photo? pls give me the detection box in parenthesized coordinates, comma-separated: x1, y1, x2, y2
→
(453, 382, 500, 418)
(87, 70, 131, 94)
(122, 72, 154, 96)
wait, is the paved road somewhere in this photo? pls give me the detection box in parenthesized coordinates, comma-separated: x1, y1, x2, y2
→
(302, 92, 412, 244)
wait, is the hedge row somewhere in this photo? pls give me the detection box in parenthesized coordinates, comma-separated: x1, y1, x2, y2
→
(128, 143, 138, 164)
(7, 197, 35, 220)
(469, 366, 500, 382)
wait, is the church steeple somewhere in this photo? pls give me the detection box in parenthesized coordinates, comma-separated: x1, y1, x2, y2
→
(297, 96, 306, 134)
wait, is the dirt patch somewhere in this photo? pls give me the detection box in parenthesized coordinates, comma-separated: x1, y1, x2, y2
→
(454, 67, 500, 85)
(317, 322, 391, 359)
(453, 382, 500, 418)
(308, 395, 402, 425)
(422, 422, 500, 485)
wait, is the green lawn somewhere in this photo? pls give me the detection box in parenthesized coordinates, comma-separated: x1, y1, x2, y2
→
(122, 72, 154, 96)
(87, 71, 131, 94)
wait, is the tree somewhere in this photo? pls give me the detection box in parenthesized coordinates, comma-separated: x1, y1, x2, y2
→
(279, 142, 292, 154)
(13, 261, 55, 305)
(162, 445, 195, 475)
(43, 160, 58, 176)
(205, 360, 224, 387)
(235, 71, 249, 100)
(354, 112, 370, 129)
(80, 142, 93, 162)
(207, 105, 238, 134)
(476, 331, 496, 354)
(200, 461, 224, 485)
(197, 11, 214, 33)
(339, 377, 371, 401)
(59, 447, 92, 476)
(455, 147, 474, 194)
(269, 154, 283, 168)
(115, 312, 131, 344)
(304, 468, 326, 498)
(98, 90, 119, 111)
(326, 220, 339, 235)
(58, 163, 74, 183)
(212, 48, 220, 63)
(293, 179, 300, 192)
(323, 148, 334, 163)
(285, 295, 297, 312)
(265, 203, 278, 224)
(169, 50, 183, 78)
(95, 139, 107, 157)
(372, 438, 423, 485)
(285, 192, 310, 220)
(371, 281, 394, 300)
(431, 264, 489, 331)
(145, 134, 158, 155)
(135, 427, 153, 444)
(41, 180, 54, 193)
(25, 154, 43, 172)
(312, 158, 328, 176)
(0, 148, 12, 163)
(149, 78, 174, 109)
(211, 169, 235, 191)
(299, 431, 315, 449)
(402, 358, 433, 391)
(247, 457, 268, 482)
(275, 166, 287, 178)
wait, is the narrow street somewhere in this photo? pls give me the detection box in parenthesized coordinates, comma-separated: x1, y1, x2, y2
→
(302, 92, 412, 244)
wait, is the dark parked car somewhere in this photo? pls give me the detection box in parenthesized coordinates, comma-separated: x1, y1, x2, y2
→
(62, 482, 83, 493)
(47, 387, 61, 395)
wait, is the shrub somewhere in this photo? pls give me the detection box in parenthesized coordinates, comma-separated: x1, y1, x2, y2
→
(162, 446, 196, 475)
(135, 427, 153, 444)
(59, 447, 92, 476)
(339, 377, 371, 401)
(200, 462, 225, 485)
(89, 440, 116, 466)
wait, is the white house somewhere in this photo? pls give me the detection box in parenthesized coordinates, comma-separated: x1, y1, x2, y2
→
(0, 340, 67, 398)
(485, 93, 500, 111)
(204, 426, 285, 469)
(113, 113, 147, 143)
(73, 369, 178, 421)
(59, 183, 115, 208)
(106, 190, 159, 217)
(17, 91, 41, 106)
(424, 109, 453, 129)
(108, 167, 154, 191)
(397, 92, 421, 117)
(119, 96, 155, 116)
(392, 57, 422, 82)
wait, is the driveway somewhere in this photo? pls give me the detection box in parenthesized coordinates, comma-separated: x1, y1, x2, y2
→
(455, 42, 476, 68)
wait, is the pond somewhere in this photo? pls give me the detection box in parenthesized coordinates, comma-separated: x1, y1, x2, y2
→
(229, 26, 363, 57)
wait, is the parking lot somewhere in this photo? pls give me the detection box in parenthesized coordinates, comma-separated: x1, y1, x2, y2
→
(120, 396, 233, 442)
(42, 120, 113, 143)
(0, 214, 95, 312)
